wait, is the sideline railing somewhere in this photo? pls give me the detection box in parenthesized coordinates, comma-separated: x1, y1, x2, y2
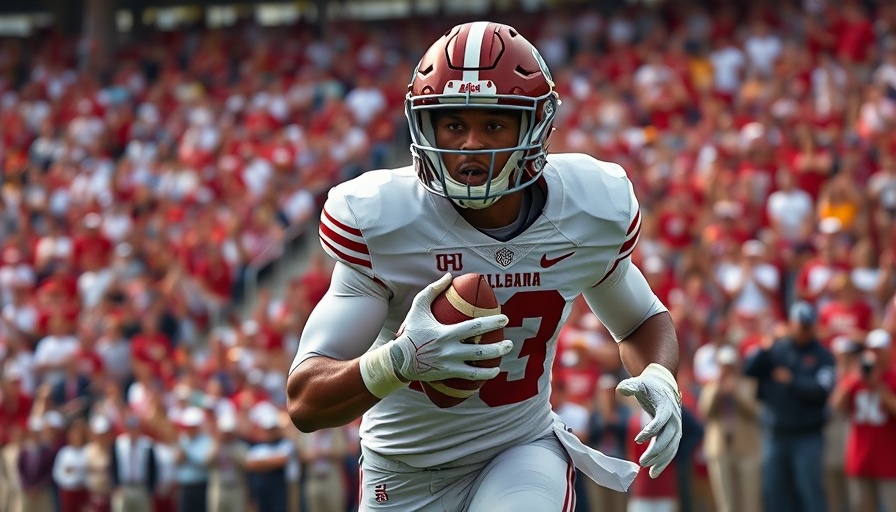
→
(244, 221, 309, 306)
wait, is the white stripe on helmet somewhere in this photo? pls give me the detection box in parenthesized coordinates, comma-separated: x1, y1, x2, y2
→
(462, 21, 489, 82)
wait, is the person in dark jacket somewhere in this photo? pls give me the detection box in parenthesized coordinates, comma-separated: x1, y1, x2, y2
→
(108, 415, 157, 512)
(744, 300, 836, 512)
(17, 416, 56, 512)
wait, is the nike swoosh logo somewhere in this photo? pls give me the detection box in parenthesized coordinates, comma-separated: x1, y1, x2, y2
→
(540, 251, 575, 268)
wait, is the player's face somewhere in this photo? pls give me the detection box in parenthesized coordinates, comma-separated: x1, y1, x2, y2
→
(432, 109, 521, 187)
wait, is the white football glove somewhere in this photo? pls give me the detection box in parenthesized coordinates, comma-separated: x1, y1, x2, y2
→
(616, 363, 683, 478)
(360, 273, 512, 398)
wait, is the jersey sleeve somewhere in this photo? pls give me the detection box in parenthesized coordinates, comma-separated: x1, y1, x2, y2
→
(582, 259, 667, 342)
(319, 190, 375, 279)
(289, 262, 390, 373)
(594, 177, 641, 287)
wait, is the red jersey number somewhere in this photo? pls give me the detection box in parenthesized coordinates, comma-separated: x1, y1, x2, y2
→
(479, 289, 566, 407)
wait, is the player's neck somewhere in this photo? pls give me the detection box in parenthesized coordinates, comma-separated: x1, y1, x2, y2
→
(455, 190, 525, 230)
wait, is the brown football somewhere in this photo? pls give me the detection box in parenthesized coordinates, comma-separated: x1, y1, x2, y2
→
(422, 273, 505, 408)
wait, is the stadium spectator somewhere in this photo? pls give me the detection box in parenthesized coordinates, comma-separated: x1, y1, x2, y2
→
(245, 411, 294, 512)
(713, 238, 781, 320)
(297, 426, 349, 512)
(627, 409, 679, 512)
(17, 416, 56, 512)
(33, 314, 79, 388)
(109, 415, 156, 512)
(849, 240, 894, 315)
(867, 153, 896, 252)
(550, 377, 592, 512)
(708, 33, 747, 103)
(1, 279, 40, 349)
(134, 307, 174, 364)
(766, 166, 815, 246)
(0, 368, 32, 441)
(697, 344, 762, 512)
(553, 296, 618, 408)
(84, 415, 113, 512)
(49, 354, 93, 421)
(93, 319, 132, 387)
(744, 300, 836, 512)
(150, 440, 179, 512)
(826, 335, 864, 512)
(172, 406, 212, 512)
(831, 329, 896, 512)
(0, 423, 24, 512)
(52, 417, 90, 512)
(795, 220, 852, 307)
(207, 414, 249, 512)
(743, 18, 783, 78)
(587, 374, 631, 512)
(817, 271, 877, 347)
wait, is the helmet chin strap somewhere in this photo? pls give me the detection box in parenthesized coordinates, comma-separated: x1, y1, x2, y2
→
(443, 150, 522, 209)
(444, 165, 511, 209)
(452, 195, 503, 210)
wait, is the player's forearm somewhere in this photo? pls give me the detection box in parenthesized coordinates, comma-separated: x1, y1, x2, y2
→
(287, 356, 379, 433)
(617, 312, 679, 377)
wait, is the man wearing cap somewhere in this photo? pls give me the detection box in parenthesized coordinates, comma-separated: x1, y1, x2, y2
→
(72, 212, 113, 270)
(830, 328, 896, 511)
(17, 416, 56, 512)
(206, 414, 249, 512)
(245, 411, 294, 512)
(0, 367, 32, 439)
(84, 415, 114, 512)
(173, 406, 213, 512)
(825, 335, 865, 512)
(298, 424, 349, 512)
(744, 300, 836, 512)
(699, 345, 763, 512)
(795, 224, 850, 307)
(1, 423, 24, 512)
(714, 239, 781, 320)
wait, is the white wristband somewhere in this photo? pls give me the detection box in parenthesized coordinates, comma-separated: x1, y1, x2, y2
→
(360, 344, 407, 399)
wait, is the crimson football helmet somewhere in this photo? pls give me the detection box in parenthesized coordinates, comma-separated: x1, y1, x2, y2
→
(406, 22, 560, 209)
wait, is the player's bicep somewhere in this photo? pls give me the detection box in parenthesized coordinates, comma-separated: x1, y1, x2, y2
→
(289, 262, 390, 374)
(582, 258, 667, 342)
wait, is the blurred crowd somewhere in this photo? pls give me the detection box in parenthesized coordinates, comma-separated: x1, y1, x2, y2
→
(1, 0, 896, 511)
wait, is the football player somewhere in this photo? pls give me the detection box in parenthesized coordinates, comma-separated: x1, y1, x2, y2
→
(287, 21, 682, 511)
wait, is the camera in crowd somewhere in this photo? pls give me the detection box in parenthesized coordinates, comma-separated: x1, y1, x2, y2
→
(860, 351, 876, 381)
(860, 329, 892, 380)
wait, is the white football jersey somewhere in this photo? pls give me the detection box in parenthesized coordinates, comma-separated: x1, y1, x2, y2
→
(317, 153, 641, 468)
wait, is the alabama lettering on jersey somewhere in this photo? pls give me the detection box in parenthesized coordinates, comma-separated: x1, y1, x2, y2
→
(318, 153, 641, 468)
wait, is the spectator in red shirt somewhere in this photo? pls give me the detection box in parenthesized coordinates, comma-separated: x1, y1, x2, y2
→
(553, 316, 604, 411)
(667, 270, 717, 355)
(2, 278, 41, 346)
(830, 329, 896, 512)
(191, 241, 234, 304)
(795, 223, 852, 306)
(231, 369, 271, 418)
(131, 313, 174, 382)
(818, 272, 877, 348)
(71, 213, 113, 272)
(0, 368, 33, 442)
(788, 122, 834, 203)
(833, 3, 877, 69)
(656, 191, 698, 256)
(627, 409, 679, 511)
